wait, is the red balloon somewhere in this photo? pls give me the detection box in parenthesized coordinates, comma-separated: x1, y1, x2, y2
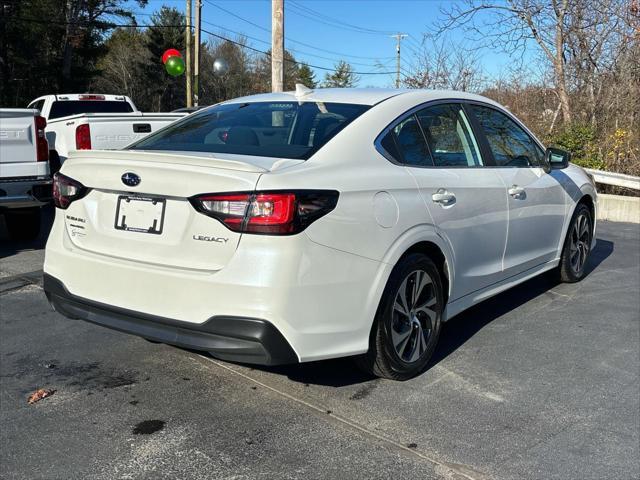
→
(162, 49, 182, 64)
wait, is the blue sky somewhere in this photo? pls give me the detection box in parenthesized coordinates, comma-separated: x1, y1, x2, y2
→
(136, 0, 521, 87)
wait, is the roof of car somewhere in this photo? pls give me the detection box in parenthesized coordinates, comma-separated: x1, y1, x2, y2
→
(222, 88, 496, 107)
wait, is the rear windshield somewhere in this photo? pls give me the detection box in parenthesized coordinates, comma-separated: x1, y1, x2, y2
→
(129, 101, 370, 160)
(49, 100, 134, 119)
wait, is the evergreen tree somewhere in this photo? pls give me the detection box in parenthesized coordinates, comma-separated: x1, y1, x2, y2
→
(322, 60, 359, 88)
(139, 6, 186, 111)
(296, 64, 316, 89)
(253, 50, 301, 92)
(1, 0, 143, 106)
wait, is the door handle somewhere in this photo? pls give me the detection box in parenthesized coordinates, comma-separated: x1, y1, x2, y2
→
(432, 189, 456, 205)
(508, 185, 526, 199)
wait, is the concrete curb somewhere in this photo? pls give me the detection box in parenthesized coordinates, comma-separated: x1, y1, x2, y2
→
(597, 194, 640, 223)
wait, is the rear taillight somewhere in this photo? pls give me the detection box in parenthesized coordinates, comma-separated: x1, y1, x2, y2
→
(53, 172, 89, 209)
(35, 115, 48, 162)
(190, 190, 339, 235)
(75, 124, 91, 150)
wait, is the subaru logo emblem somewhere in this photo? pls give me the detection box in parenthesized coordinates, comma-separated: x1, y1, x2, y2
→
(121, 172, 141, 187)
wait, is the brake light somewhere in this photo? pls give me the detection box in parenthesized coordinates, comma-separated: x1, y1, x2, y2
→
(53, 172, 89, 209)
(34, 115, 48, 162)
(190, 190, 339, 235)
(78, 94, 105, 101)
(75, 124, 91, 150)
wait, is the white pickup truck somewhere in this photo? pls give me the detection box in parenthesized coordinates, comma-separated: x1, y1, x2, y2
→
(27, 94, 186, 163)
(0, 109, 52, 240)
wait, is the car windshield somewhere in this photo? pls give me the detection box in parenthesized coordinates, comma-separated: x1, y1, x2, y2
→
(48, 100, 134, 119)
(129, 101, 370, 160)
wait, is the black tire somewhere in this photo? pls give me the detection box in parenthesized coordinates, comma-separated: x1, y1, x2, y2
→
(356, 253, 443, 380)
(4, 207, 42, 241)
(556, 203, 593, 283)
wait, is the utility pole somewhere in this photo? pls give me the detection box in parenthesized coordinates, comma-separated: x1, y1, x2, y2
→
(271, 0, 284, 93)
(390, 33, 407, 89)
(194, 0, 202, 106)
(185, 0, 192, 107)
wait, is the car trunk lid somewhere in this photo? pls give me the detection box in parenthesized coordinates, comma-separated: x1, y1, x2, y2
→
(59, 150, 302, 271)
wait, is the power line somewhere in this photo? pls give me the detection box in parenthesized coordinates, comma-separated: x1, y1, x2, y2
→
(287, 1, 395, 36)
(198, 19, 394, 68)
(203, 0, 394, 61)
(130, 11, 390, 68)
(199, 26, 397, 75)
(15, 16, 404, 77)
(204, 0, 270, 33)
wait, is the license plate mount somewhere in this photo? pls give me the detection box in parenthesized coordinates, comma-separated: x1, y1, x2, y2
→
(115, 195, 166, 235)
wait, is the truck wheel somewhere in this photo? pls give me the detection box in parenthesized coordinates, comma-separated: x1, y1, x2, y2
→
(4, 208, 41, 241)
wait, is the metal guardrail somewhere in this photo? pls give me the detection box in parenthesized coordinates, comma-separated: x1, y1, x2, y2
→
(585, 168, 640, 190)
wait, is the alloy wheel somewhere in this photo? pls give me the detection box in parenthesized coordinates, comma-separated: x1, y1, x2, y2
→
(391, 270, 437, 363)
(570, 213, 591, 273)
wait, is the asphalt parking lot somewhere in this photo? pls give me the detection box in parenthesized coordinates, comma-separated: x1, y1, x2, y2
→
(1, 207, 639, 480)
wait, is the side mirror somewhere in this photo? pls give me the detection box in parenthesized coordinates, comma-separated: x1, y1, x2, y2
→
(544, 147, 570, 170)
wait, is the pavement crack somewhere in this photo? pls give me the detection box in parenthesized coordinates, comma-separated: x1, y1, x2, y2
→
(199, 355, 492, 480)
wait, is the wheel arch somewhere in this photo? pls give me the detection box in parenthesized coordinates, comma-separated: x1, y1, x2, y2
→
(558, 188, 598, 258)
(375, 226, 455, 315)
(578, 192, 596, 224)
(578, 191, 597, 247)
(360, 228, 453, 357)
(399, 241, 451, 305)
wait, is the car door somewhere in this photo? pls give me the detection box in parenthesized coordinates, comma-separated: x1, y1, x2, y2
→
(467, 104, 567, 276)
(378, 102, 509, 302)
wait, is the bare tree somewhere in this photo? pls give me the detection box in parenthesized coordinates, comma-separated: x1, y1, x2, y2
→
(437, 0, 634, 127)
(94, 28, 148, 103)
(565, 0, 633, 126)
(436, 0, 579, 123)
(402, 38, 485, 92)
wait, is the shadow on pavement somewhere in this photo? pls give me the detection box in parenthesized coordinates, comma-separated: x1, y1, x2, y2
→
(241, 238, 614, 387)
(0, 205, 54, 259)
(433, 238, 614, 367)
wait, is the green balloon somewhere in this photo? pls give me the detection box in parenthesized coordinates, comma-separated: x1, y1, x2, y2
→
(165, 56, 185, 76)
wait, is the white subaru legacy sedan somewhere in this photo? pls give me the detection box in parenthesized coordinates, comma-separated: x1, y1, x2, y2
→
(44, 88, 597, 380)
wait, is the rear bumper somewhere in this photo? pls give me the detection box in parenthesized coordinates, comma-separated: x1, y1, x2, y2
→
(0, 177, 52, 209)
(44, 210, 387, 362)
(43, 274, 298, 366)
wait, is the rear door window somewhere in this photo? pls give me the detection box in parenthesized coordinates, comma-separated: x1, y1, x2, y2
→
(416, 104, 483, 167)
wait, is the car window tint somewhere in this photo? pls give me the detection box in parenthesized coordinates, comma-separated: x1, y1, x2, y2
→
(131, 101, 369, 160)
(380, 130, 402, 162)
(416, 104, 482, 167)
(469, 105, 543, 167)
(392, 115, 432, 167)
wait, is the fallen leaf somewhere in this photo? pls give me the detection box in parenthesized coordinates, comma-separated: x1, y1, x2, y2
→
(27, 388, 56, 404)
